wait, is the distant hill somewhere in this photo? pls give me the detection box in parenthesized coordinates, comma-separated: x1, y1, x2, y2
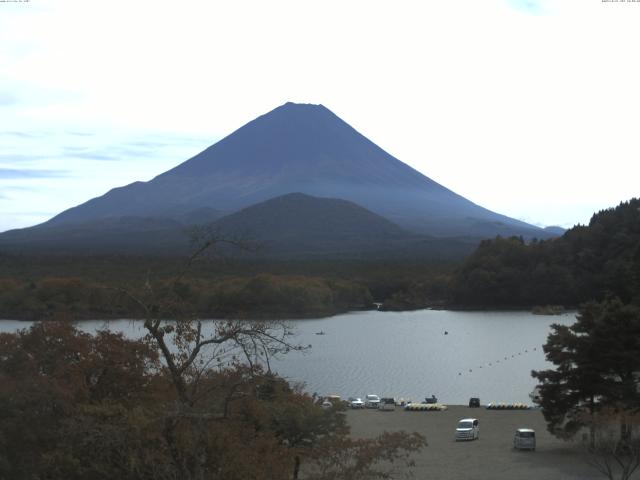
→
(215, 192, 407, 241)
(451, 198, 640, 307)
(210, 192, 476, 259)
(0, 102, 557, 256)
(0, 193, 478, 260)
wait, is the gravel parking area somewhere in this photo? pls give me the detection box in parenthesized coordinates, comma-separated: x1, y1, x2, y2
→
(347, 405, 605, 480)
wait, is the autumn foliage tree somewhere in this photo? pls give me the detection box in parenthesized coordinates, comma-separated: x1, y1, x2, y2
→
(0, 320, 425, 480)
(0, 321, 162, 479)
(0, 234, 425, 479)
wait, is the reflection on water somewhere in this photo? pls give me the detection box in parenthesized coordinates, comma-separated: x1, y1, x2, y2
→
(0, 309, 575, 404)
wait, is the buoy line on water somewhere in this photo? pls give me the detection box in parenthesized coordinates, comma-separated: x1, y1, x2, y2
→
(455, 346, 540, 377)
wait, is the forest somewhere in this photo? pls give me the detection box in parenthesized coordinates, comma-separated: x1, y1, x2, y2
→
(0, 198, 638, 319)
(449, 198, 640, 308)
(0, 252, 451, 320)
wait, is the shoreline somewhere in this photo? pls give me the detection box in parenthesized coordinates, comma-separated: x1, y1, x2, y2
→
(0, 306, 578, 323)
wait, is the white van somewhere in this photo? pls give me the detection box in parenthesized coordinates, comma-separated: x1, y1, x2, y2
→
(513, 428, 536, 450)
(455, 418, 479, 441)
(365, 394, 380, 408)
(378, 397, 396, 411)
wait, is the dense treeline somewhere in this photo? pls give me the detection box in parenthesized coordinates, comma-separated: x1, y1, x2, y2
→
(451, 198, 640, 308)
(0, 250, 455, 319)
(0, 274, 374, 320)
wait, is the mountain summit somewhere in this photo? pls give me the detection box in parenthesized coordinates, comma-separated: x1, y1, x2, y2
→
(11, 102, 551, 247)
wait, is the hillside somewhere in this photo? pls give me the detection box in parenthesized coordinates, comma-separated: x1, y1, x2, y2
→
(212, 192, 480, 259)
(0, 217, 188, 256)
(0, 193, 478, 260)
(450, 198, 640, 307)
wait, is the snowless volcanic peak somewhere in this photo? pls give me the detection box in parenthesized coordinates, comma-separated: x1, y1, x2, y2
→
(41, 102, 548, 239)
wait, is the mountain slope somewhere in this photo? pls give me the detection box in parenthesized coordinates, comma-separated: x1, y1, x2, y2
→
(0, 217, 187, 255)
(39, 102, 551, 239)
(0, 193, 478, 259)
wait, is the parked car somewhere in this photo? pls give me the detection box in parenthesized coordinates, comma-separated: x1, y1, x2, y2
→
(513, 428, 536, 450)
(365, 394, 381, 408)
(378, 397, 396, 411)
(348, 397, 365, 409)
(455, 418, 479, 441)
(468, 397, 480, 408)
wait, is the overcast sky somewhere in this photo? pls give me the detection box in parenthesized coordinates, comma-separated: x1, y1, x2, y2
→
(1, 0, 639, 232)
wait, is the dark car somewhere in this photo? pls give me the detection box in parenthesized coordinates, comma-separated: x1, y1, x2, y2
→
(469, 397, 480, 408)
(514, 428, 536, 450)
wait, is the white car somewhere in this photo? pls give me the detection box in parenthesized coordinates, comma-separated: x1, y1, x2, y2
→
(348, 397, 365, 409)
(455, 418, 479, 441)
(365, 394, 381, 408)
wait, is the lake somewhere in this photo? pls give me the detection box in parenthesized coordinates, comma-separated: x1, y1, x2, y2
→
(0, 309, 576, 405)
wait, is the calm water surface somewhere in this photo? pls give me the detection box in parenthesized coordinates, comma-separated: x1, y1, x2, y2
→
(1, 309, 575, 404)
